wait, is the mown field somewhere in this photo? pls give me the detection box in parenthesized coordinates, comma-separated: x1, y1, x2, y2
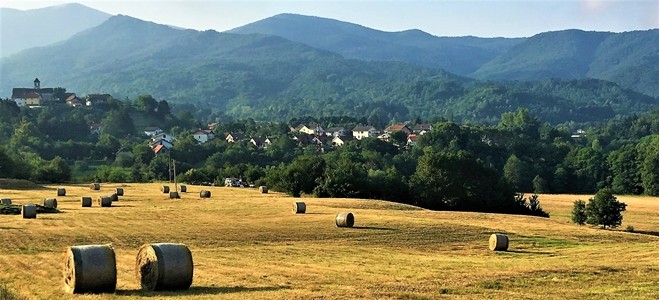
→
(1, 183, 659, 299)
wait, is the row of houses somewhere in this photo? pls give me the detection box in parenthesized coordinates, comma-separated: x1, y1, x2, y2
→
(291, 123, 432, 139)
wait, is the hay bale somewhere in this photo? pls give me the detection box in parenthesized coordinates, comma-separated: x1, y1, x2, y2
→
(335, 212, 354, 228)
(57, 188, 66, 196)
(90, 183, 100, 190)
(1, 198, 12, 205)
(169, 192, 180, 199)
(97, 196, 112, 207)
(22, 204, 37, 219)
(180, 185, 187, 193)
(136, 243, 193, 291)
(64, 244, 117, 294)
(199, 190, 211, 198)
(44, 198, 58, 209)
(489, 233, 509, 251)
(81, 197, 92, 207)
(258, 186, 268, 193)
(109, 193, 119, 202)
(161, 186, 170, 193)
(293, 202, 306, 214)
(115, 188, 124, 196)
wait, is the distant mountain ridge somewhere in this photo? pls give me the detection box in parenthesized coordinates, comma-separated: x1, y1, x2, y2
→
(471, 29, 659, 97)
(0, 3, 111, 58)
(230, 14, 659, 97)
(2, 15, 655, 125)
(229, 13, 525, 75)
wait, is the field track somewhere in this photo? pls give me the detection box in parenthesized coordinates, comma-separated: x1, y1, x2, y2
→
(1, 183, 659, 299)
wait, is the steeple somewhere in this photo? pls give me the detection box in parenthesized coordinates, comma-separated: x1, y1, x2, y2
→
(34, 78, 40, 89)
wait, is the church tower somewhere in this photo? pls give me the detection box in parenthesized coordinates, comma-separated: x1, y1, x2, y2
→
(34, 78, 40, 89)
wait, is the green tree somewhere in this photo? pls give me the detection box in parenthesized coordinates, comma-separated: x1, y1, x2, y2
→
(316, 158, 368, 198)
(638, 135, 659, 196)
(585, 188, 627, 229)
(390, 130, 408, 147)
(503, 154, 531, 192)
(571, 199, 587, 225)
(134, 95, 158, 114)
(532, 175, 549, 194)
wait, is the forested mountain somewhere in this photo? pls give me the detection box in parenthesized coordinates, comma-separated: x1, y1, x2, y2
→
(230, 15, 658, 97)
(472, 29, 659, 97)
(0, 3, 111, 58)
(229, 13, 524, 75)
(1, 15, 656, 124)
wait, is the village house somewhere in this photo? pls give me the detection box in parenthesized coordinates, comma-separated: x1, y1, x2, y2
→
(331, 135, 353, 147)
(150, 138, 173, 150)
(65, 94, 83, 108)
(89, 123, 102, 135)
(311, 135, 331, 146)
(407, 134, 419, 147)
(412, 123, 433, 135)
(293, 123, 325, 135)
(325, 127, 348, 137)
(193, 129, 215, 144)
(143, 127, 163, 137)
(86, 94, 114, 107)
(384, 124, 412, 135)
(377, 132, 391, 142)
(352, 125, 379, 140)
(250, 136, 272, 149)
(152, 132, 173, 143)
(225, 132, 246, 143)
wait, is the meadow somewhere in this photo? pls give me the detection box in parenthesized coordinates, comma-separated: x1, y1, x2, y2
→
(1, 183, 659, 299)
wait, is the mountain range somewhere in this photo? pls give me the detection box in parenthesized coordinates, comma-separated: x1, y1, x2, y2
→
(0, 3, 110, 58)
(0, 4, 657, 124)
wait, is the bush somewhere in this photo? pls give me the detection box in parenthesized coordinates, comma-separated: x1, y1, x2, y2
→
(571, 200, 587, 225)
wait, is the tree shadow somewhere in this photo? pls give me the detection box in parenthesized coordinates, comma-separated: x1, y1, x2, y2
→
(632, 230, 659, 237)
(352, 226, 396, 231)
(116, 285, 290, 296)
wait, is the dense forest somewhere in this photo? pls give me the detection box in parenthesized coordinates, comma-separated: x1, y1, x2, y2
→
(0, 96, 657, 216)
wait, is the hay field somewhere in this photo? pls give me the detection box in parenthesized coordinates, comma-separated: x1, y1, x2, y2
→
(1, 184, 659, 299)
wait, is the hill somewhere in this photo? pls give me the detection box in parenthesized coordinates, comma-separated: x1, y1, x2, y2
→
(472, 29, 659, 97)
(0, 3, 111, 58)
(229, 13, 524, 75)
(1, 184, 659, 298)
(1, 15, 656, 124)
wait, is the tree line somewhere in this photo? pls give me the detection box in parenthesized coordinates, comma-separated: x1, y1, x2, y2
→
(0, 97, 657, 216)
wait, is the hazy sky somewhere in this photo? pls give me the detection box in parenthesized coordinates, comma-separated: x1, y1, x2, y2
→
(1, 0, 657, 37)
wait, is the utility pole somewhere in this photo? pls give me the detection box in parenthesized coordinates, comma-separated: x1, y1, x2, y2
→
(173, 159, 178, 193)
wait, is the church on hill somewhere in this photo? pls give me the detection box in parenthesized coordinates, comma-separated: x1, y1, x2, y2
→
(11, 78, 54, 107)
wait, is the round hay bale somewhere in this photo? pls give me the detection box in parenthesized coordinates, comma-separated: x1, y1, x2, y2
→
(64, 244, 117, 294)
(161, 186, 170, 193)
(44, 198, 58, 209)
(97, 196, 112, 207)
(199, 190, 211, 198)
(90, 183, 100, 190)
(169, 192, 180, 199)
(489, 233, 509, 251)
(293, 202, 306, 214)
(57, 188, 66, 196)
(180, 185, 187, 193)
(136, 243, 193, 291)
(258, 186, 268, 193)
(22, 204, 37, 219)
(109, 193, 119, 202)
(81, 197, 92, 207)
(1, 198, 12, 205)
(115, 188, 124, 196)
(335, 212, 354, 228)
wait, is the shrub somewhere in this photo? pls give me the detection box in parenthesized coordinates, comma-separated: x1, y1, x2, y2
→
(571, 200, 587, 225)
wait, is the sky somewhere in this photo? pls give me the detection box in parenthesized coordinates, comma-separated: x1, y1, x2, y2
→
(0, 0, 657, 37)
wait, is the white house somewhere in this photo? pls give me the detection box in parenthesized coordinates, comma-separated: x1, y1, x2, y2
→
(144, 127, 163, 137)
(325, 127, 347, 137)
(331, 135, 353, 147)
(352, 125, 379, 140)
(295, 123, 325, 135)
(152, 132, 173, 143)
(193, 129, 215, 143)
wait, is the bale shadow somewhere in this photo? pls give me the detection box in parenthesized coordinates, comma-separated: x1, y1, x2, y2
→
(504, 249, 554, 255)
(352, 226, 396, 231)
(304, 212, 332, 215)
(116, 285, 290, 296)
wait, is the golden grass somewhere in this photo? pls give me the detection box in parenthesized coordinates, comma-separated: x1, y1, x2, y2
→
(1, 184, 659, 299)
